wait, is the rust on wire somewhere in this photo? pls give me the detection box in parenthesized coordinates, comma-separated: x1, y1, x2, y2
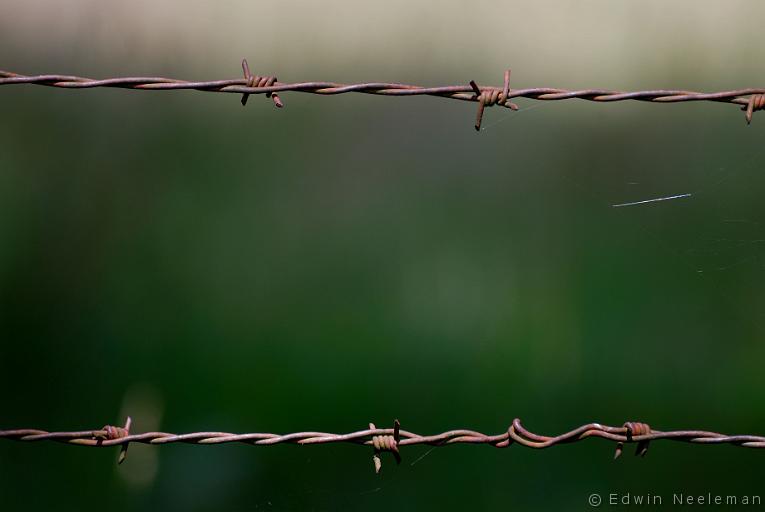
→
(2, 60, 765, 129)
(2, 418, 763, 473)
(241, 59, 282, 108)
(470, 70, 519, 131)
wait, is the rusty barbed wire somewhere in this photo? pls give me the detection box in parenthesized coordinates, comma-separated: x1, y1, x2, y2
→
(2, 418, 763, 473)
(2, 59, 765, 130)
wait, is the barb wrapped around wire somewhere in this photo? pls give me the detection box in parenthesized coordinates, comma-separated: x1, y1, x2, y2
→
(2, 418, 763, 473)
(2, 59, 765, 130)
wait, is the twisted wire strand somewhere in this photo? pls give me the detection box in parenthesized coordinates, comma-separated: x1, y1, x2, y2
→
(2, 418, 763, 472)
(2, 59, 765, 130)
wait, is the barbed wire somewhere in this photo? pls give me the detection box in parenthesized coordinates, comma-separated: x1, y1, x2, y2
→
(2, 59, 765, 130)
(2, 418, 763, 473)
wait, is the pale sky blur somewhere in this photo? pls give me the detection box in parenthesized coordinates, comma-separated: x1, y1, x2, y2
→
(2, 0, 765, 88)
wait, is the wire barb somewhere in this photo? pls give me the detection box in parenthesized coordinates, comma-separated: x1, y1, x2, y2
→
(241, 59, 282, 108)
(470, 70, 519, 130)
(2, 60, 765, 130)
(614, 422, 651, 459)
(744, 93, 765, 124)
(369, 419, 401, 473)
(90, 416, 131, 464)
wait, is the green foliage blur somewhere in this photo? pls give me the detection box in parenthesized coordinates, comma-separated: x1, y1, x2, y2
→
(1, 2, 765, 510)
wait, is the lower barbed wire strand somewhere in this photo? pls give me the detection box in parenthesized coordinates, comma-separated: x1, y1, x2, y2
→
(2, 418, 764, 453)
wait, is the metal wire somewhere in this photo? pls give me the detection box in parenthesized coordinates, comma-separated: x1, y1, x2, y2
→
(2, 418, 763, 473)
(2, 59, 765, 130)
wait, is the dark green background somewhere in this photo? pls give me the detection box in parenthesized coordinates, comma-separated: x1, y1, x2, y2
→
(1, 52, 764, 510)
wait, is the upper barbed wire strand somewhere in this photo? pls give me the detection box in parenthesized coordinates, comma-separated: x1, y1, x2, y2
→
(2, 59, 765, 129)
(2, 418, 764, 473)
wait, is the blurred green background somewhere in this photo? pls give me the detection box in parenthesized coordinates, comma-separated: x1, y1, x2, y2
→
(1, 1, 764, 510)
